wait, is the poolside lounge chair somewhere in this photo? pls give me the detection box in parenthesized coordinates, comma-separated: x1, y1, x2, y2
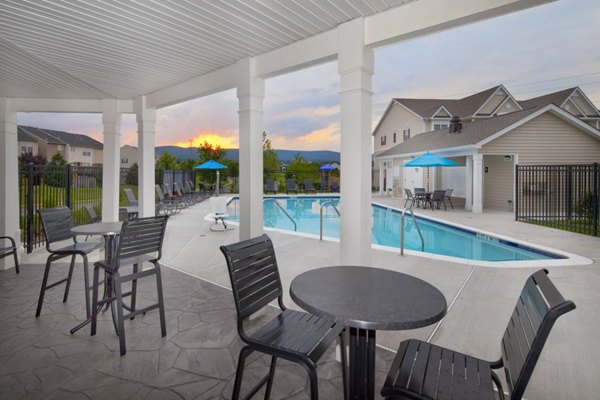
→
(84, 205, 100, 223)
(403, 188, 415, 208)
(286, 179, 298, 194)
(220, 234, 345, 400)
(265, 179, 277, 194)
(304, 179, 316, 194)
(381, 269, 575, 400)
(445, 188, 454, 209)
(208, 197, 232, 231)
(123, 188, 138, 206)
(330, 181, 339, 193)
(0, 235, 19, 274)
(155, 185, 183, 214)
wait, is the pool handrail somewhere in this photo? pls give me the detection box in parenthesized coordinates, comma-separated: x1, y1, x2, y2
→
(320, 200, 340, 241)
(401, 205, 424, 255)
(264, 198, 297, 231)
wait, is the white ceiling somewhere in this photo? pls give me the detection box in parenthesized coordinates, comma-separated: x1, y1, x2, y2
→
(0, 0, 411, 100)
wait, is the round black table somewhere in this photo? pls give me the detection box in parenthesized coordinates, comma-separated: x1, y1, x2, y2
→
(70, 222, 122, 334)
(290, 266, 447, 400)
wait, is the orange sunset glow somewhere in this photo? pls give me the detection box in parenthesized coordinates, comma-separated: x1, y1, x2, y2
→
(174, 133, 238, 149)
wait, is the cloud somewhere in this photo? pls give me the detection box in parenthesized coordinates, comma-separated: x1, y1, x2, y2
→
(270, 122, 340, 151)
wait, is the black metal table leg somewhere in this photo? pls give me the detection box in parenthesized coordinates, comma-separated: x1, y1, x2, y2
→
(348, 327, 376, 400)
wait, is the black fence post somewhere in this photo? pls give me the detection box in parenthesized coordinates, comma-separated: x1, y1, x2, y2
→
(26, 164, 34, 253)
(514, 164, 519, 221)
(593, 163, 598, 237)
(65, 164, 72, 208)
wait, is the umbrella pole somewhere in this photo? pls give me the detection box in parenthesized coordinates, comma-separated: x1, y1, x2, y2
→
(216, 170, 220, 197)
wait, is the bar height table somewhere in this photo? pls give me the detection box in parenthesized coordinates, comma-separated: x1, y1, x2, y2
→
(290, 266, 447, 400)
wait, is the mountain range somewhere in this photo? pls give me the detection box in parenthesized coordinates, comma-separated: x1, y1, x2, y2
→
(155, 146, 340, 163)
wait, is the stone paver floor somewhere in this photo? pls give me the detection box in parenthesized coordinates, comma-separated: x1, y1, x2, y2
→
(0, 263, 395, 400)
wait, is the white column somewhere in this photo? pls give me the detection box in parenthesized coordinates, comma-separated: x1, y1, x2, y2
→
(338, 18, 374, 266)
(465, 155, 473, 211)
(135, 96, 156, 218)
(378, 161, 385, 196)
(0, 99, 21, 270)
(472, 153, 484, 213)
(102, 99, 121, 222)
(237, 57, 264, 240)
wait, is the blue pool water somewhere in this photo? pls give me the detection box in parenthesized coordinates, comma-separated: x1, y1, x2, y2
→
(226, 196, 562, 262)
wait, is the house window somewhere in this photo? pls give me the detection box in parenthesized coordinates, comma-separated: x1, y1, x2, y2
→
(381, 135, 387, 146)
(57, 145, 64, 151)
(21, 145, 33, 153)
(393, 131, 397, 143)
(83, 151, 91, 156)
(434, 123, 449, 131)
(403, 128, 411, 141)
(121, 157, 128, 164)
(71, 147, 75, 152)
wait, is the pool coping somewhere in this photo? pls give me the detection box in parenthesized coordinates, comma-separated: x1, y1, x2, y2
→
(213, 196, 593, 268)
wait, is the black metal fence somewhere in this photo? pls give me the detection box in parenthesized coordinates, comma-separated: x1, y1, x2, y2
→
(19, 165, 194, 252)
(515, 164, 599, 236)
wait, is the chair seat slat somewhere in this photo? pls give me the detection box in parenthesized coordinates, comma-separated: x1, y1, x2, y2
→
(452, 352, 467, 400)
(421, 344, 442, 398)
(407, 341, 431, 393)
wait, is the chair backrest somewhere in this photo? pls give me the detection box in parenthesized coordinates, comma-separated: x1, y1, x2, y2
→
(501, 269, 576, 399)
(163, 184, 174, 197)
(123, 188, 137, 205)
(37, 207, 74, 246)
(84, 205, 99, 222)
(155, 185, 165, 201)
(414, 187, 425, 193)
(266, 179, 275, 190)
(404, 188, 413, 199)
(220, 234, 283, 323)
(431, 190, 446, 201)
(331, 181, 339, 191)
(286, 179, 296, 190)
(210, 197, 227, 215)
(118, 208, 129, 222)
(174, 182, 184, 196)
(304, 179, 314, 190)
(445, 188, 453, 198)
(115, 216, 169, 269)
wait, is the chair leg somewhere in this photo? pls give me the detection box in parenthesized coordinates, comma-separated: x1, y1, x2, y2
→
(63, 255, 76, 303)
(153, 262, 167, 337)
(82, 254, 91, 318)
(113, 272, 127, 356)
(232, 346, 251, 400)
(130, 263, 138, 320)
(264, 356, 278, 400)
(339, 330, 348, 400)
(448, 197, 454, 209)
(91, 265, 100, 336)
(306, 365, 319, 400)
(36, 257, 53, 317)
(13, 249, 19, 274)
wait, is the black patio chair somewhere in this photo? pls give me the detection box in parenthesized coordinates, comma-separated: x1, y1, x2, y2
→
(445, 188, 454, 209)
(91, 216, 169, 356)
(0, 235, 19, 274)
(427, 190, 448, 211)
(381, 269, 576, 400)
(304, 179, 316, 194)
(404, 188, 415, 208)
(286, 179, 298, 194)
(265, 179, 277, 194)
(220, 234, 346, 400)
(36, 207, 103, 318)
(330, 181, 339, 193)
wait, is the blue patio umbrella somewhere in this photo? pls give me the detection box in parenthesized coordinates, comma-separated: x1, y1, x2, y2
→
(319, 164, 336, 191)
(404, 152, 458, 191)
(195, 160, 228, 196)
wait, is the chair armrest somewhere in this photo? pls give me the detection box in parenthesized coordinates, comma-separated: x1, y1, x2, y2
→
(0, 236, 17, 247)
(94, 259, 116, 272)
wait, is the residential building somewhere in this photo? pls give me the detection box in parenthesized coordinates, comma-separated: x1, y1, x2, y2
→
(120, 144, 138, 168)
(17, 126, 103, 165)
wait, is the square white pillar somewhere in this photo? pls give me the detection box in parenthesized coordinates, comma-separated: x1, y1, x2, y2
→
(102, 99, 121, 222)
(0, 99, 21, 270)
(135, 96, 156, 218)
(465, 155, 473, 211)
(338, 18, 374, 266)
(472, 153, 484, 213)
(237, 57, 264, 241)
(379, 161, 385, 196)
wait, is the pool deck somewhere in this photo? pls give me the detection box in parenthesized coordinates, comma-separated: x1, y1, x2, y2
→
(19, 195, 600, 399)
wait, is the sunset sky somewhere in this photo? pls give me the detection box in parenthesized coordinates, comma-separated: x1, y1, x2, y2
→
(18, 0, 600, 153)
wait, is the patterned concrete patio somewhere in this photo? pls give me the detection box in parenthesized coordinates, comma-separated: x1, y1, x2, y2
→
(0, 262, 395, 400)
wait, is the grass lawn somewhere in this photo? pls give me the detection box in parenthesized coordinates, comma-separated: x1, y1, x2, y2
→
(527, 219, 599, 236)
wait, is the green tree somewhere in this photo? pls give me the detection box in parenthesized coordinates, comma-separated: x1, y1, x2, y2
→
(156, 151, 178, 170)
(263, 131, 279, 176)
(48, 152, 67, 166)
(197, 141, 226, 163)
(125, 162, 138, 185)
(176, 158, 198, 171)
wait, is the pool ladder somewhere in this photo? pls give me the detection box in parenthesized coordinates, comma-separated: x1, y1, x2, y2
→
(400, 205, 424, 255)
(320, 200, 340, 240)
(264, 198, 297, 231)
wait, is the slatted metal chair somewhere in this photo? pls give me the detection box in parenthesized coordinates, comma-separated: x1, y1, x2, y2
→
(36, 207, 103, 318)
(381, 269, 576, 400)
(304, 179, 316, 194)
(91, 216, 169, 356)
(123, 188, 138, 206)
(0, 235, 19, 274)
(426, 190, 448, 211)
(220, 234, 346, 400)
(84, 205, 100, 223)
(265, 179, 277, 194)
(286, 179, 298, 194)
(444, 188, 454, 209)
(404, 188, 415, 208)
(155, 185, 183, 214)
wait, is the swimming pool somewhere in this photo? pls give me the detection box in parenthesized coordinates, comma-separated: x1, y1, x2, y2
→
(225, 196, 564, 262)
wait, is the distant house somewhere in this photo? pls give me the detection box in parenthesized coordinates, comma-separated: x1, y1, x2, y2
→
(372, 86, 600, 212)
(18, 126, 103, 166)
(120, 145, 137, 168)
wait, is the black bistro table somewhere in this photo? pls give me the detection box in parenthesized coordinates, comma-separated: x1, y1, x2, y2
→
(290, 266, 447, 400)
(70, 221, 122, 334)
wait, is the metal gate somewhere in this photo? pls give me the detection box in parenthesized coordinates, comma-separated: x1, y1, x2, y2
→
(515, 163, 599, 236)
